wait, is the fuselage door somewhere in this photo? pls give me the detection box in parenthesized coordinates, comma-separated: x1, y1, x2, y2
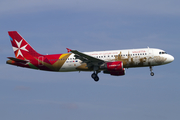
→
(148, 48, 154, 65)
(38, 56, 44, 66)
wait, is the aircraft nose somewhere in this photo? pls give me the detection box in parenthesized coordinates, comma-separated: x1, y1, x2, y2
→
(167, 55, 174, 63)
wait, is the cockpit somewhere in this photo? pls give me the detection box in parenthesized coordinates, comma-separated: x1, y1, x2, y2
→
(159, 51, 167, 54)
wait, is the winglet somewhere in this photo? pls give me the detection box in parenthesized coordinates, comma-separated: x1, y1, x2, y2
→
(66, 48, 72, 53)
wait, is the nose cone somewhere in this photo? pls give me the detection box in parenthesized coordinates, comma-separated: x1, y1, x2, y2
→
(166, 55, 174, 63)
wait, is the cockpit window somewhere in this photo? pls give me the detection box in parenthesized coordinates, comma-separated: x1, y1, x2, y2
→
(159, 51, 167, 54)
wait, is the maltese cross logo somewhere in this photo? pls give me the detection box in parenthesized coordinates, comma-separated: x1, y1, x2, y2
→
(13, 39, 28, 57)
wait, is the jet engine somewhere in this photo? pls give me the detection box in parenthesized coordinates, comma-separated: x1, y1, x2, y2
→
(101, 61, 125, 76)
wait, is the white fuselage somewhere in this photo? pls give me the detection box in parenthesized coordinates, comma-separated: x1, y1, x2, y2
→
(60, 48, 174, 72)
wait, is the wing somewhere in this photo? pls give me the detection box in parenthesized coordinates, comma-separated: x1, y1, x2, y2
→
(69, 49, 105, 68)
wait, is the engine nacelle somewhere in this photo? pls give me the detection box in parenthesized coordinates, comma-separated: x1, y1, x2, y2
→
(110, 68, 125, 76)
(106, 61, 123, 71)
(103, 68, 125, 76)
(102, 61, 125, 76)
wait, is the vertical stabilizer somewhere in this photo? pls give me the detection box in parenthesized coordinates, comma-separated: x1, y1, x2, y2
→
(8, 31, 41, 60)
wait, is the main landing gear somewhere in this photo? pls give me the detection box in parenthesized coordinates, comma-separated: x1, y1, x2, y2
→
(150, 66, 154, 76)
(91, 71, 100, 82)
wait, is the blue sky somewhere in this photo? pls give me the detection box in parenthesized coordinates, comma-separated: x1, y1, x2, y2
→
(0, 0, 180, 120)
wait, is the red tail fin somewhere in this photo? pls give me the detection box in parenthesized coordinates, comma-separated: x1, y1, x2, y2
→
(8, 31, 41, 60)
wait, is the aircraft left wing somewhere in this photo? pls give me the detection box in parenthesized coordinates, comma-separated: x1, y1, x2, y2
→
(68, 48, 105, 67)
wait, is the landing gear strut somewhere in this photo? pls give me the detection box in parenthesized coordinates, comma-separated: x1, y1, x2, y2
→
(91, 71, 100, 82)
(150, 66, 154, 76)
(91, 66, 100, 82)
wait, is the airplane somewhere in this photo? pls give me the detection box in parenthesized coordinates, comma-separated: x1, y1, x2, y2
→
(6, 31, 174, 82)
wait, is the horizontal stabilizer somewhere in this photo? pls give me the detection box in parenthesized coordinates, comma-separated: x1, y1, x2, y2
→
(7, 57, 29, 63)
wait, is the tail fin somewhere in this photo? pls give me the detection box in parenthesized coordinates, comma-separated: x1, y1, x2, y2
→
(8, 31, 41, 60)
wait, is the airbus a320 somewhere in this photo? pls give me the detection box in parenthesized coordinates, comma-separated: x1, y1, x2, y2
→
(6, 31, 174, 81)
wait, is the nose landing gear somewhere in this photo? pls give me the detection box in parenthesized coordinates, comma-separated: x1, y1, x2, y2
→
(150, 66, 154, 76)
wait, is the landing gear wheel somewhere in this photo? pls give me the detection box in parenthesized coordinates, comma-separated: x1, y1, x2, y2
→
(150, 72, 154, 76)
(149, 66, 154, 76)
(94, 76, 99, 82)
(91, 73, 96, 79)
(91, 72, 100, 82)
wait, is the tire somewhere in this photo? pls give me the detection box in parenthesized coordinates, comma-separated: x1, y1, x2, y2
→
(91, 73, 96, 78)
(150, 72, 154, 76)
(94, 76, 99, 82)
